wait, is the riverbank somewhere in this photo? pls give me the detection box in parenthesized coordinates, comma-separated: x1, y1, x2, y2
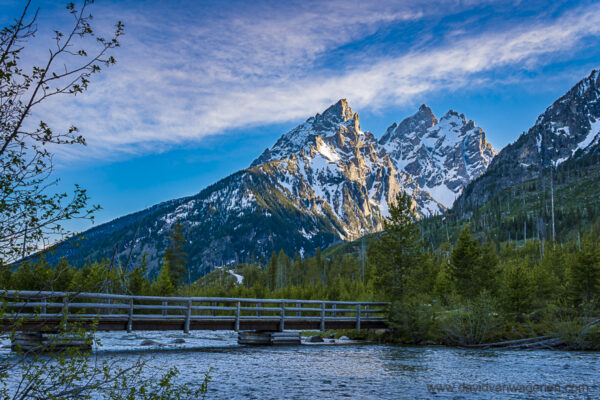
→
(302, 326, 600, 351)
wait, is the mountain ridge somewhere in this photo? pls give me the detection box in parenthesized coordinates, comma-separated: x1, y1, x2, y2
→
(40, 98, 499, 277)
(456, 68, 600, 211)
(380, 104, 496, 208)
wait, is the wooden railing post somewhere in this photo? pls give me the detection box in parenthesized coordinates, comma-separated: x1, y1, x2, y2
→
(184, 300, 192, 334)
(127, 298, 134, 333)
(235, 301, 241, 332)
(279, 302, 285, 332)
(296, 302, 301, 317)
(62, 296, 68, 318)
(162, 301, 168, 316)
(320, 302, 325, 332)
(332, 303, 336, 318)
(212, 301, 217, 317)
(365, 305, 369, 318)
(356, 304, 361, 331)
(257, 302, 261, 317)
(61, 296, 69, 329)
(42, 297, 47, 314)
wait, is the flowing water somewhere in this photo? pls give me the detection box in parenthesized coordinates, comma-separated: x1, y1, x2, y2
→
(2, 331, 599, 399)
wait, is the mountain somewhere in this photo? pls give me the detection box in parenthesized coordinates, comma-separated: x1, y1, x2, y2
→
(456, 69, 600, 211)
(380, 104, 497, 208)
(41, 100, 493, 278)
(251, 99, 443, 219)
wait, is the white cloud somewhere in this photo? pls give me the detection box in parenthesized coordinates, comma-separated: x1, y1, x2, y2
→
(28, 0, 600, 162)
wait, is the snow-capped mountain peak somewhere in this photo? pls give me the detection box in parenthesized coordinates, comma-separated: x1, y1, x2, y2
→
(380, 105, 496, 208)
(243, 100, 447, 244)
(46, 98, 498, 277)
(455, 68, 600, 211)
(318, 98, 355, 123)
(380, 104, 437, 145)
(251, 99, 358, 167)
(530, 69, 600, 166)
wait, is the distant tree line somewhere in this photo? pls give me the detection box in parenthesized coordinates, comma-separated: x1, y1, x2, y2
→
(7, 191, 600, 349)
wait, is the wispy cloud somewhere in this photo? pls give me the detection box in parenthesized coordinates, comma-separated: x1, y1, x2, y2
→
(27, 0, 600, 162)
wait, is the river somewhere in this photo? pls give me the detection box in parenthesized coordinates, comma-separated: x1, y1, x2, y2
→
(3, 331, 599, 399)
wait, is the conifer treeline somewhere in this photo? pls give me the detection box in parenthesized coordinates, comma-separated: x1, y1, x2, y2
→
(3, 193, 600, 347)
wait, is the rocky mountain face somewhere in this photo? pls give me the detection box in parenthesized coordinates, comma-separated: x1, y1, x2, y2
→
(251, 99, 444, 223)
(456, 69, 600, 211)
(380, 104, 497, 208)
(44, 99, 496, 278)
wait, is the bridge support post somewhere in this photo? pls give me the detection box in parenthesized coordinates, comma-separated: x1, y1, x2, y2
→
(11, 332, 92, 353)
(235, 301, 240, 332)
(279, 302, 285, 332)
(238, 331, 301, 346)
(320, 302, 325, 332)
(127, 298, 134, 333)
(356, 304, 361, 331)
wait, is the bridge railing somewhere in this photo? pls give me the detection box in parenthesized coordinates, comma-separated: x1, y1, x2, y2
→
(0, 290, 388, 333)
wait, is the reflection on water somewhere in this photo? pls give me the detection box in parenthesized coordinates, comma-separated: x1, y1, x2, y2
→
(2, 331, 599, 399)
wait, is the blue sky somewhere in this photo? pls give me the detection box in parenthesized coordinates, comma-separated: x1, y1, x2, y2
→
(2, 0, 600, 235)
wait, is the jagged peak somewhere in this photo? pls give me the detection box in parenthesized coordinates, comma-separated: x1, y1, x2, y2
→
(536, 67, 600, 127)
(441, 109, 462, 119)
(317, 99, 355, 123)
(418, 103, 433, 113)
(380, 104, 438, 144)
(577, 68, 600, 91)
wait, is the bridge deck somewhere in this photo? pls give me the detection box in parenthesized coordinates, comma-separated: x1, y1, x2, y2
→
(0, 291, 388, 333)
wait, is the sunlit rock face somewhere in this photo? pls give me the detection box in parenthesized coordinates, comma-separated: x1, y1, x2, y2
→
(46, 99, 499, 278)
(380, 104, 497, 209)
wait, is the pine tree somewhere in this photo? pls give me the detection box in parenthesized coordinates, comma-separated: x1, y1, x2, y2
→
(267, 251, 277, 291)
(153, 259, 175, 296)
(500, 259, 533, 317)
(128, 263, 150, 295)
(478, 242, 499, 294)
(164, 223, 188, 286)
(449, 225, 481, 299)
(568, 235, 600, 305)
(368, 192, 422, 300)
(277, 249, 288, 289)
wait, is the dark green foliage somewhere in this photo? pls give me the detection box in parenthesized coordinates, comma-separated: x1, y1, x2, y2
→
(164, 223, 188, 285)
(128, 263, 151, 295)
(500, 259, 534, 317)
(153, 261, 175, 296)
(388, 296, 439, 344)
(5, 211, 600, 349)
(448, 225, 498, 299)
(567, 234, 600, 305)
(267, 251, 277, 291)
(449, 225, 481, 298)
(367, 192, 423, 300)
(421, 163, 600, 250)
(442, 290, 499, 345)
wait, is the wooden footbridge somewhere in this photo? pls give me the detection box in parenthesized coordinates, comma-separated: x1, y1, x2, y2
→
(0, 291, 388, 334)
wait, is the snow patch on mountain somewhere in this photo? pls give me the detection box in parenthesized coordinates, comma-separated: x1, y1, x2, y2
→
(380, 105, 496, 208)
(577, 117, 600, 153)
